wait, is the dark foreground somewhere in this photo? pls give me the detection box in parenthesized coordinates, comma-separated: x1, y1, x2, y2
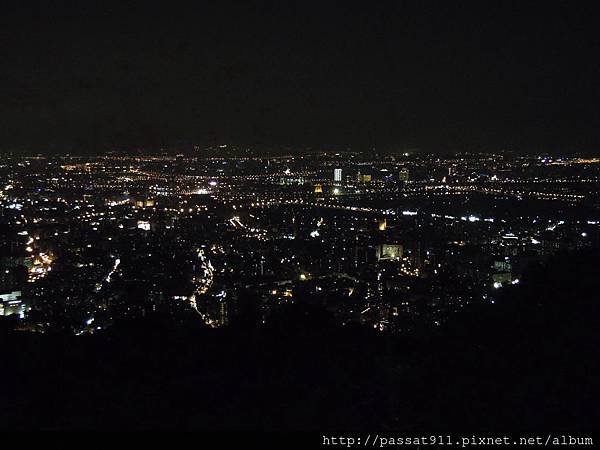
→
(1, 249, 599, 431)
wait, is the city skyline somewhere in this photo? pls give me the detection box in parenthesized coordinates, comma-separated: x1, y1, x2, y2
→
(1, 149, 599, 436)
(2, 150, 598, 334)
(1, 1, 599, 440)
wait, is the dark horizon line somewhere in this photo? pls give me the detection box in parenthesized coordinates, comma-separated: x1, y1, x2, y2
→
(2, 147, 599, 159)
(2, 140, 599, 157)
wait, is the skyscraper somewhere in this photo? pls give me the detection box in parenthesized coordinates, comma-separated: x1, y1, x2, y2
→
(334, 168, 342, 182)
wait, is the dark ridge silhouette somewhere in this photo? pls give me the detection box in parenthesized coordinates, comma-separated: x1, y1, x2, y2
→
(0, 248, 598, 431)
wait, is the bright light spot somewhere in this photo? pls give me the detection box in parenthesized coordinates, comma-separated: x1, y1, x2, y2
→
(493, 282, 502, 289)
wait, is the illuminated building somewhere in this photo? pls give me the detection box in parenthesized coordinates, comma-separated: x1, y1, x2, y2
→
(0, 290, 25, 317)
(135, 198, 155, 208)
(280, 176, 305, 185)
(375, 244, 403, 260)
(334, 168, 342, 182)
(378, 218, 387, 231)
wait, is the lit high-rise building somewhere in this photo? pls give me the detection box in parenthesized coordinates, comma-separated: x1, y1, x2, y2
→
(398, 168, 409, 182)
(334, 168, 342, 182)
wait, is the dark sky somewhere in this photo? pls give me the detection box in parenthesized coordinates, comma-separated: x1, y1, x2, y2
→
(2, 1, 600, 154)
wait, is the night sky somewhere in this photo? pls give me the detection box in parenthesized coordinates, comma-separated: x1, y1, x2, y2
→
(2, 1, 600, 154)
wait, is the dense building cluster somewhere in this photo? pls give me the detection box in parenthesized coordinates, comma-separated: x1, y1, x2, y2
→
(1, 150, 599, 334)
